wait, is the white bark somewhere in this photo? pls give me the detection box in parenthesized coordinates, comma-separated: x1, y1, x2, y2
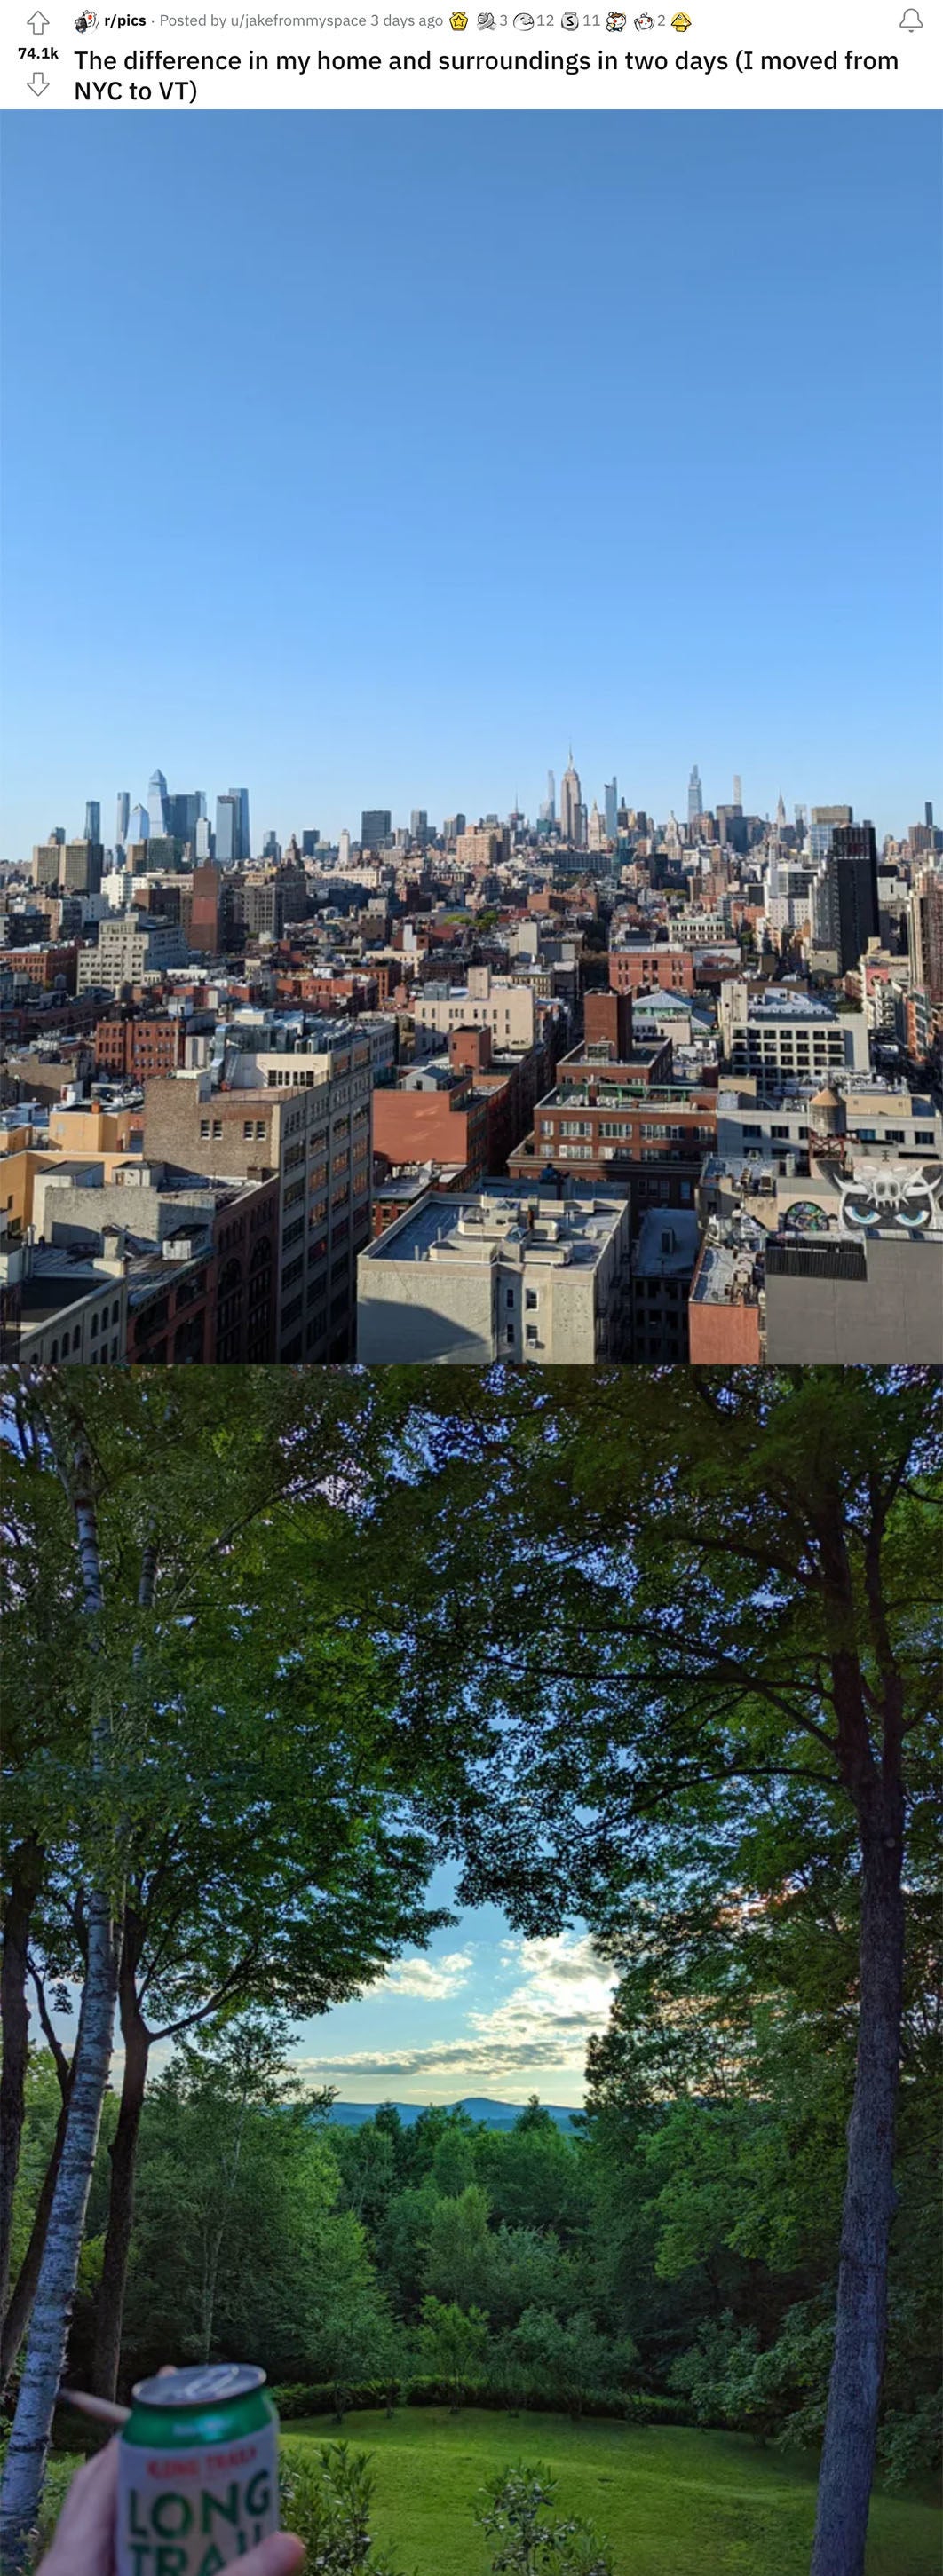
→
(0, 1432, 123, 2572)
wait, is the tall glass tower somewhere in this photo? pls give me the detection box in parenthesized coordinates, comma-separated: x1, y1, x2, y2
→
(84, 801, 101, 845)
(115, 792, 130, 848)
(605, 778, 618, 840)
(147, 769, 169, 835)
(687, 764, 703, 826)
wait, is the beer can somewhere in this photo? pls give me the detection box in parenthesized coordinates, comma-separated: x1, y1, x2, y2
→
(116, 2362, 280, 2574)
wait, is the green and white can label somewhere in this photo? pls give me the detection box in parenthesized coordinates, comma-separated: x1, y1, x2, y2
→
(116, 2367, 279, 2574)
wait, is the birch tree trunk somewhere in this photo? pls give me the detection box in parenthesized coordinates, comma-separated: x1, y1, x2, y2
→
(91, 1941, 149, 2401)
(0, 1837, 44, 2322)
(0, 1438, 122, 2572)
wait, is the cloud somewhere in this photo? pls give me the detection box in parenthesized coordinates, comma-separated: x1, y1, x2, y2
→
(382, 1950, 473, 2002)
(292, 2035, 587, 2083)
(296, 1932, 617, 2096)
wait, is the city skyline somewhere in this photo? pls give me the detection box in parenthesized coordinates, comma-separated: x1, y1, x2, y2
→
(2, 111, 940, 859)
(9, 755, 938, 864)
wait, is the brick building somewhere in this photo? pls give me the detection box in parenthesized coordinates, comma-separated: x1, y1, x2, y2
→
(610, 946, 696, 998)
(93, 1014, 190, 1083)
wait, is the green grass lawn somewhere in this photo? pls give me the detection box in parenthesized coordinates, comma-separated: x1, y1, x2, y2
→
(286, 2409, 941, 2576)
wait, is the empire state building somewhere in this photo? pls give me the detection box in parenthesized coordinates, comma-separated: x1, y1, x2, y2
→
(559, 752, 583, 846)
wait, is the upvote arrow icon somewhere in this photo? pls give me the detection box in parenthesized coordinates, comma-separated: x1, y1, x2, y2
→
(27, 65, 49, 86)
(27, 8, 49, 27)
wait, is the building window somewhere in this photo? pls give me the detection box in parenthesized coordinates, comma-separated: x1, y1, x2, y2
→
(200, 1118, 210, 1139)
(243, 1120, 255, 1139)
(212, 1120, 222, 1141)
(526, 1289, 538, 1309)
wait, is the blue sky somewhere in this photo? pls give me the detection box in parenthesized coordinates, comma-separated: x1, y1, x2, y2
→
(288, 1867, 618, 2107)
(1, 110, 939, 859)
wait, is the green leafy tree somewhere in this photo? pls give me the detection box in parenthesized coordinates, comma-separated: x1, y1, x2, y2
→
(505, 2310, 622, 2418)
(118, 2016, 380, 2386)
(414, 2295, 489, 2407)
(358, 1365, 939, 2576)
(422, 2184, 493, 2308)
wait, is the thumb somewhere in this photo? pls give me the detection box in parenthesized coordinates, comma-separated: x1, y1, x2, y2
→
(241, 2539, 305, 2576)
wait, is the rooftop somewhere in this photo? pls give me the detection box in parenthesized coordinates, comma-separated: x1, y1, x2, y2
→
(633, 1209, 702, 1278)
(745, 990, 837, 1022)
(691, 1233, 765, 1306)
(363, 1187, 626, 1273)
(542, 1080, 711, 1110)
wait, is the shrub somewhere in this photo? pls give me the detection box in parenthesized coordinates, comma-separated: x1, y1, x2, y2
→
(279, 2438, 404, 2575)
(273, 2382, 403, 2423)
(475, 2465, 614, 2576)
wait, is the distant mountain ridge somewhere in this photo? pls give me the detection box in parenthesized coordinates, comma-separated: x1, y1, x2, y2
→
(325, 2095, 581, 2133)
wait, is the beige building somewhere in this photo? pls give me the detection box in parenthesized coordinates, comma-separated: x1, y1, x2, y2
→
(718, 982, 869, 1091)
(456, 826, 511, 871)
(142, 1058, 371, 1362)
(77, 914, 187, 993)
(357, 1185, 630, 1365)
(413, 965, 535, 1055)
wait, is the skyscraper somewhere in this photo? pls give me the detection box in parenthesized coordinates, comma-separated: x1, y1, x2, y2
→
(410, 809, 429, 844)
(216, 794, 239, 864)
(166, 791, 207, 844)
(559, 754, 582, 845)
(84, 800, 101, 845)
(733, 774, 742, 810)
(546, 770, 556, 824)
(361, 810, 392, 849)
(115, 792, 130, 848)
(147, 769, 169, 836)
(908, 869, 943, 1005)
(128, 803, 149, 844)
(820, 823, 879, 972)
(605, 778, 619, 841)
(687, 765, 702, 826)
(214, 789, 250, 865)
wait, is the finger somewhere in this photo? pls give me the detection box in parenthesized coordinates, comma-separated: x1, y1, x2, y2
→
(51, 2438, 119, 2537)
(241, 2536, 306, 2576)
(36, 2438, 119, 2572)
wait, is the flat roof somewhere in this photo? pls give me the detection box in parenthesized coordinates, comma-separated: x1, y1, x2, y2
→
(363, 1188, 626, 1270)
(691, 1239, 762, 1305)
(543, 1081, 711, 1110)
(633, 1208, 701, 1276)
(745, 991, 837, 1022)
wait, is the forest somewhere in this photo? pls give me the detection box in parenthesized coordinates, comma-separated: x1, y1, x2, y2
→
(0, 1366, 939, 2576)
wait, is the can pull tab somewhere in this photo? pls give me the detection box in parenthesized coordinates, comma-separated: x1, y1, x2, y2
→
(174, 2366, 248, 2402)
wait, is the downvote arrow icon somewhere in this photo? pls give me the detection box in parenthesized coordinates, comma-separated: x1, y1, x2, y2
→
(27, 66, 49, 86)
